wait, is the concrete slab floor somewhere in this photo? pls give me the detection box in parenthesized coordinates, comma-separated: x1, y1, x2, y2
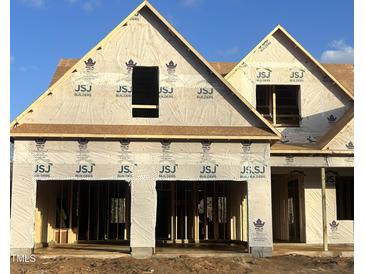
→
(34, 243, 249, 259)
(273, 243, 354, 257)
(34, 243, 354, 259)
(155, 243, 248, 258)
(35, 244, 130, 259)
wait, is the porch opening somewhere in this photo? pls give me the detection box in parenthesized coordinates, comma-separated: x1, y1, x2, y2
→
(35, 180, 131, 248)
(155, 181, 248, 252)
(271, 174, 305, 243)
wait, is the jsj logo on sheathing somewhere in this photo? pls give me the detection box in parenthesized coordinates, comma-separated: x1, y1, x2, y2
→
(199, 141, 217, 178)
(126, 59, 137, 73)
(75, 163, 95, 177)
(197, 87, 214, 99)
(258, 39, 271, 52)
(34, 163, 53, 174)
(159, 164, 178, 178)
(327, 114, 337, 124)
(159, 86, 174, 98)
(240, 165, 266, 179)
(130, 12, 140, 21)
(241, 142, 251, 153)
(164, 60, 178, 84)
(84, 58, 96, 71)
(166, 60, 177, 74)
(253, 219, 265, 231)
(201, 141, 212, 157)
(159, 141, 177, 178)
(78, 139, 89, 150)
(116, 85, 132, 97)
(256, 68, 272, 82)
(199, 164, 218, 178)
(307, 136, 317, 144)
(75, 139, 95, 178)
(74, 84, 92, 96)
(329, 220, 339, 232)
(117, 140, 135, 178)
(33, 139, 53, 178)
(346, 141, 354, 149)
(252, 218, 268, 243)
(117, 164, 136, 178)
(35, 138, 46, 150)
(289, 68, 305, 82)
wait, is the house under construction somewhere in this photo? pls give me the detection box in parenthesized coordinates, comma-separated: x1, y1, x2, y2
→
(10, 2, 354, 258)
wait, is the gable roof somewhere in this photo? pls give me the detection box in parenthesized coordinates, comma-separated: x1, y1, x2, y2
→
(224, 25, 354, 100)
(10, 1, 281, 140)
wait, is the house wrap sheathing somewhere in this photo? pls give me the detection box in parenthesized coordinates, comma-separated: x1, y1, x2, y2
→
(225, 25, 354, 244)
(10, 2, 354, 258)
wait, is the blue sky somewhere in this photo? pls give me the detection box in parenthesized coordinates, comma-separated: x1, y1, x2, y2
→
(10, 0, 354, 120)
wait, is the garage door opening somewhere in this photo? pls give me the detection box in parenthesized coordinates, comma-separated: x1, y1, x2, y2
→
(35, 180, 130, 247)
(155, 181, 248, 252)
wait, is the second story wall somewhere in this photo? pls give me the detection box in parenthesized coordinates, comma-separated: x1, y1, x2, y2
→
(15, 7, 266, 129)
(226, 28, 353, 144)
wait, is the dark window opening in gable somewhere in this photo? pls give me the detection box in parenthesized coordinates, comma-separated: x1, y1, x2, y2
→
(132, 66, 159, 118)
(336, 176, 354, 220)
(256, 85, 300, 127)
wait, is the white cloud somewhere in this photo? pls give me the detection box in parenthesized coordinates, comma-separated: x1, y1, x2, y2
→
(64, 0, 102, 12)
(17, 65, 39, 72)
(320, 39, 354, 64)
(20, 0, 45, 8)
(82, 0, 102, 12)
(217, 46, 240, 56)
(182, 0, 203, 8)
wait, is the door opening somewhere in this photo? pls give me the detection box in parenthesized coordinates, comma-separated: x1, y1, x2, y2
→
(271, 174, 305, 243)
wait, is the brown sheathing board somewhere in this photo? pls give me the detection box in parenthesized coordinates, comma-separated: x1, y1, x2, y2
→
(270, 144, 353, 154)
(271, 143, 320, 151)
(48, 58, 79, 87)
(11, 123, 278, 140)
(322, 64, 354, 96)
(210, 62, 238, 77)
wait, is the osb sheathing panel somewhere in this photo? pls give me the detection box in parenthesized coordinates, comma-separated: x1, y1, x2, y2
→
(18, 8, 264, 129)
(226, 30, 353, 144)
(325, 118, 354, 151)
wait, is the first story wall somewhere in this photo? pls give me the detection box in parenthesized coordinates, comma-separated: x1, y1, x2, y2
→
(10, 139, 272, 256)
(272, 167, 354, 244)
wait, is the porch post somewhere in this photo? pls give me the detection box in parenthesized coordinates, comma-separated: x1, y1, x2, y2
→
(130, 178, 157, 258)
(321, 167, 328, 251)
